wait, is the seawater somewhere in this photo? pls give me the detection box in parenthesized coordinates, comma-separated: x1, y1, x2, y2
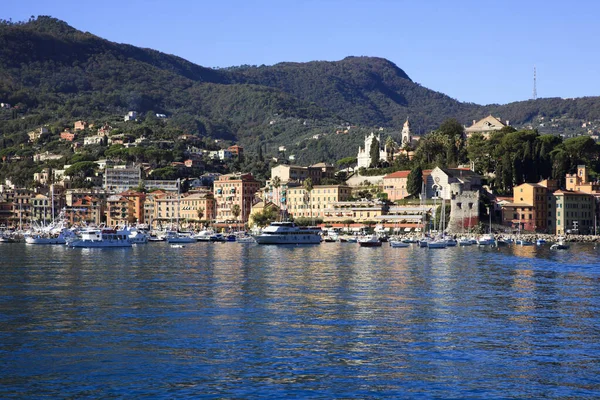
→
(1, 242, 599, 398)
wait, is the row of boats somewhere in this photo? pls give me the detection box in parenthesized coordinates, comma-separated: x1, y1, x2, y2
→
(0, 221, 571, 250)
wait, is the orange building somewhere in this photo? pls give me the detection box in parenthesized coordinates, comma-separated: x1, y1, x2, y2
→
(227, 145, 244, 158)
(60, 130, 76, 141)
(119, 190, 146, 224)
(64, 196, 104, 226)
(214, 173, 261, 223)
(502, 182, 550, 232)
(106, 195, 134, 227)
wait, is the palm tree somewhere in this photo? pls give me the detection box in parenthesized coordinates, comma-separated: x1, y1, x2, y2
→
(303, 177, 314, 223)
(272, 176, 281, 219)
(232, 204, 241, 223)
(385, 136, 396, 162)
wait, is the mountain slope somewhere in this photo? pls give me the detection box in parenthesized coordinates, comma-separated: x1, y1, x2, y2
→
(1, 16, 600, 164)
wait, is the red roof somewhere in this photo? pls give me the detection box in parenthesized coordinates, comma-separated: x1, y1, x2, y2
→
(384, 170, 410, 179)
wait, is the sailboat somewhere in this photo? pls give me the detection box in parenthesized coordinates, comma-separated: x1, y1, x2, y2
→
(167, 179, 195, 244)
(25, 185, 74, 245)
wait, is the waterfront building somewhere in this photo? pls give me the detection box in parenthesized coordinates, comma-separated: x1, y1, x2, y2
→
(106, 195, 135, 227)
(214, 173, 261, 223)
(550, 190, 595, 235)
(65, 188, 110, 207)
(64, 196, 104, 226)
(119, 190, 146, 224)
(286, 185, 352, 219)
(322, 199, 387, 223)
(501, 182, 549, 232)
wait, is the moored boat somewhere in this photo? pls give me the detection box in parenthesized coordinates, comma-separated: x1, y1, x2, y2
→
(25, 229, 73, 245)
(254, 222, 321, 245)
(389, 240, 410, 248)
(166, 231, 196, 244)
(477, 234, 496, 246)
(68, 228, 132, 248)
(358, 234, 382, 247)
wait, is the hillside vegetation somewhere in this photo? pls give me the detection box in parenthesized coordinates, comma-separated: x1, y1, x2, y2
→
(1, 16, 600, 164)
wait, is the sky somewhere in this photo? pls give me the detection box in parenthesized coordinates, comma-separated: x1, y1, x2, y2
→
(5, 0, 600, 105)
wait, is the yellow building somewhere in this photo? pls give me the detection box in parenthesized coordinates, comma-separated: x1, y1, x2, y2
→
(323, 200, 386, 223)
(551, 190, 595, 235)
(502, 182, 550, 232)
(286, 185, 352, 219)
(566, 165, 600, 193)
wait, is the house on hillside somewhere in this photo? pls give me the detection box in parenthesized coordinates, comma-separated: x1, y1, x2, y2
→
(465, 115, 507, 139)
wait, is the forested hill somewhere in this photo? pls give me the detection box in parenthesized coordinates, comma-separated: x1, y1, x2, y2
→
(1, 16, 600, 163)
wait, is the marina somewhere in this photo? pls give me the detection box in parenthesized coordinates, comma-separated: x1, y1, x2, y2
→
(0, 241, 599, 397)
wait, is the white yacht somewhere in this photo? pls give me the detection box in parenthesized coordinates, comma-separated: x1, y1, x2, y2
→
(254, 222, 321, 245)
(165, 231, 196, 244)
(67, 228, 132, 248)
(25, 229, 74, 245)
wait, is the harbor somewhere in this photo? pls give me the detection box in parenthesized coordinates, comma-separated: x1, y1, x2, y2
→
(1, 241, 599, 397)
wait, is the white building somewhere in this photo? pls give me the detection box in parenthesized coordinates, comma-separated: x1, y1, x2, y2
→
(124, 111, 138, 122)
(357, 132, 390, 169)
(104, 165, 142, 193)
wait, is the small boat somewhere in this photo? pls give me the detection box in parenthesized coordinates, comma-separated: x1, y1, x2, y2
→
(516, 238, 534, 246)
(427, 239, 447, 249)
(25, 229, 74, 245)
(170, 244, 185, 248)
(236, 235, 255, 244)
(443, 237, 457, 247)
(550, 237, 569, 250)
(477, 234, 495, 246)
(194, 229, 214, 242)
(550, 242, 569, 250)
(457, 237, 472, 246)
(358, 235, 382, 247)
(389, 240, 410, 248)
(166, 231, 196, 244)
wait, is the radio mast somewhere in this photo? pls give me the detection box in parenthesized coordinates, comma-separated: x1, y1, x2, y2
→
(532, 66, 537, 100)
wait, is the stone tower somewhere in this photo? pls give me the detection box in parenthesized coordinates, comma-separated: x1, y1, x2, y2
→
(447, 183, 480, 233)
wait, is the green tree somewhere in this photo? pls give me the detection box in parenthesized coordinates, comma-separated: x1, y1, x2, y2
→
(407, 165, 423, 197)
(303, 177, 314, 221)
(369, 137, 380, 167)
(232, 204, 241, 221)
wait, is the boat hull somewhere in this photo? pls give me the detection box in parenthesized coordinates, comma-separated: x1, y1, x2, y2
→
(25, 237, 66, 245)
(69, 240, 131, 248)
(255, 234, 321, 245)
(359, 241, 382, 247)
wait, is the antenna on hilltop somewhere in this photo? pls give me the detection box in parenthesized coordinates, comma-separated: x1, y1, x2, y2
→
(532, 66, 537, 100)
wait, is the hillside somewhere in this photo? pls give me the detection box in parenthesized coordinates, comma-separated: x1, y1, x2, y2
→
(1, 16, 600, 164)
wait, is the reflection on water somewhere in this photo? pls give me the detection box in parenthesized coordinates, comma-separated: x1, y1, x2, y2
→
(0, 242, 599, 397)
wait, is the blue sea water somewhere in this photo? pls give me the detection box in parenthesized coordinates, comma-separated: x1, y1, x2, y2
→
(1, 242, 599, 398)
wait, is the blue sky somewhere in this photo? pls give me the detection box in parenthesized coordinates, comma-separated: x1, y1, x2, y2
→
(5, 0, 599, 105)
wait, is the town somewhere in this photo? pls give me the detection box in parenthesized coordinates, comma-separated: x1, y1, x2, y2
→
(0, 112, 597, 240)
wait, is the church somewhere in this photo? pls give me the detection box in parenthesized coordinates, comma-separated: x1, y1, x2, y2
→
(357, 132, 390, 169)
(356, 118, 415, 169)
